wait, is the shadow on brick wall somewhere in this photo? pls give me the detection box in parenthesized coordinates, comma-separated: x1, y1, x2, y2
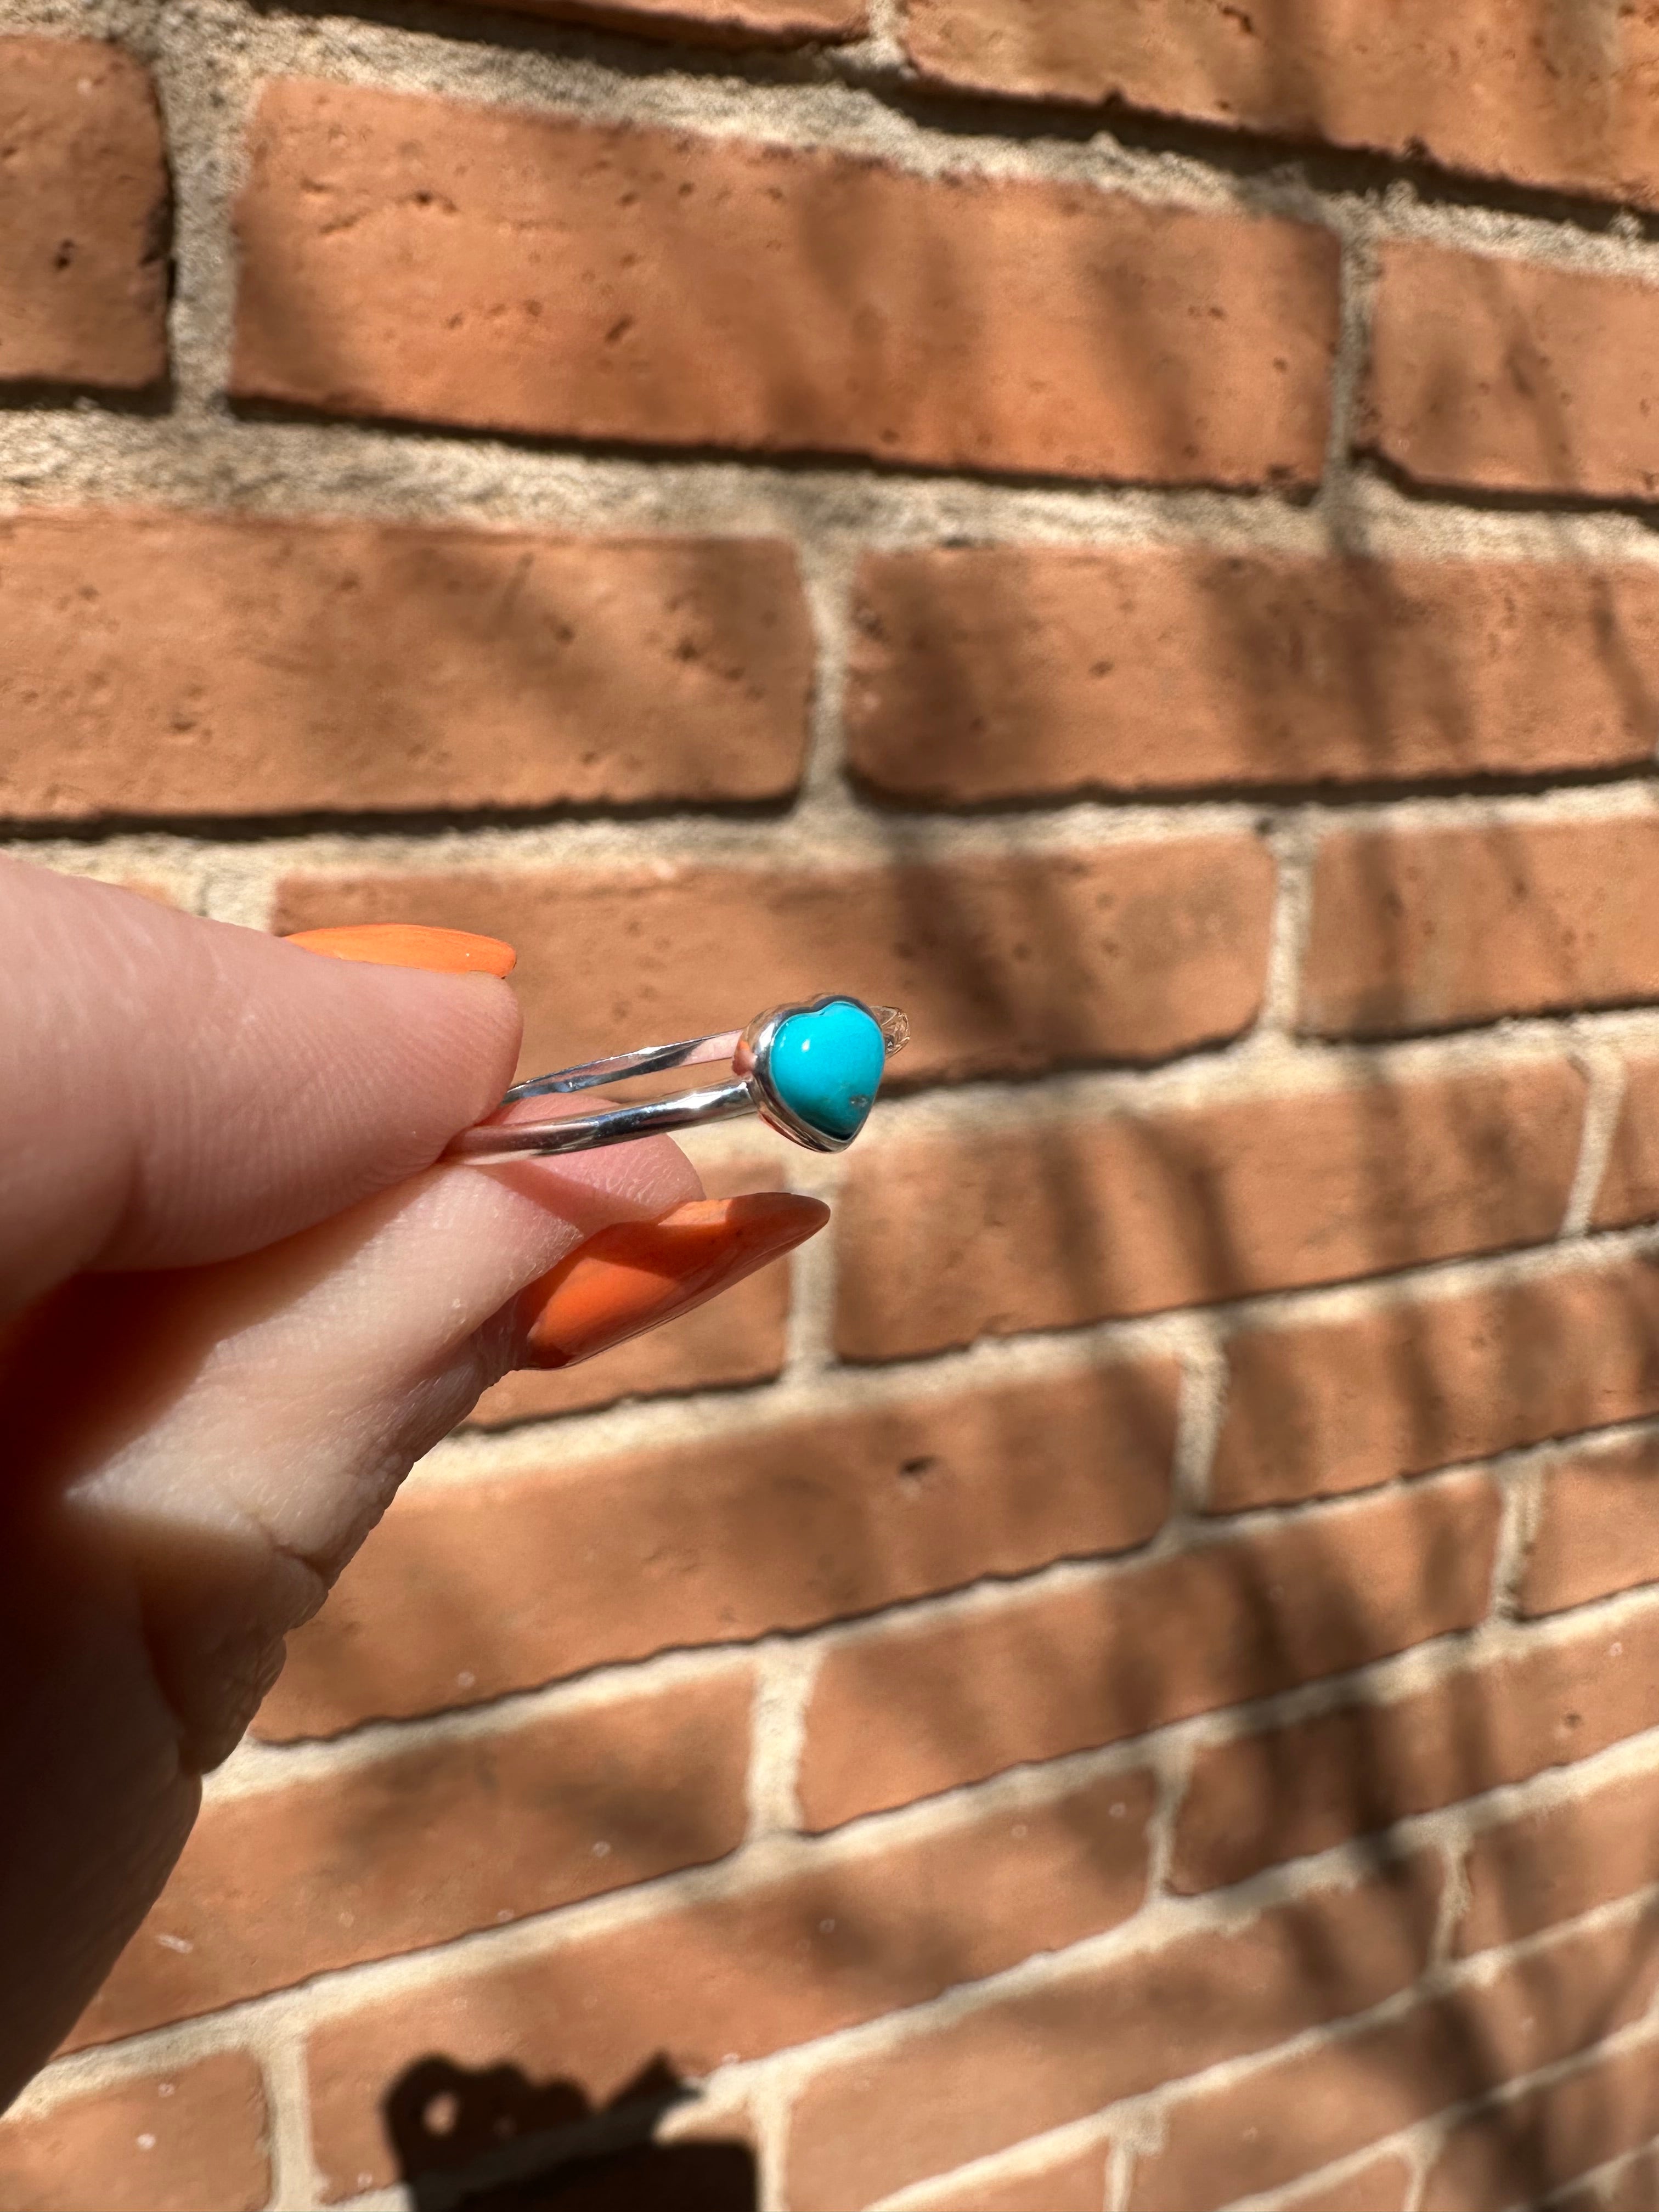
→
(233, 95, 1659, 2208)
(387, 2054, 754, 2211)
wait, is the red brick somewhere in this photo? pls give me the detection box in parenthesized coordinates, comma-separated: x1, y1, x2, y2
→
(785, 1865, 1439, 2209)
(1595, 1058, 1659, 1229)
(836, 1060, 1584, 1363)
(274, 838, 1274, 1093)
(1454, 1760, 1659, 1959)
(460, 0, 862, 40)
(1421, 2034, 1659, 2212)
(70, 1666, 750, 2047)
(306, 1765, 1158, 2199)
(847, 549, 1659, 802)
(259, 1358, 1178, 1740)
(1130, 1904, 1659, 2212)
(0, 512, 810, 821)
(901, 1, 1659, 211)
(0, 40, 167, 390)
(1301, 819, 1659, 1039)
(1519, 1434, 1659, 1618)
(1175, 1602, 1659, 1894)
(0, 2053, 268, 2212)
(900, 2142, 1110, 2211)
(798, 1471, 1499, 1832)
(232, 80, 1339, 486)
(470, 1149, 791, 1425)
(1211, 1256, 1659, 1511)
(1362, 241, 1659, 499)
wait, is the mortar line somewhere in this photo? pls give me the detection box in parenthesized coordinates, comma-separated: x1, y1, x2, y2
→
(14, 772, 1656, 881)
(742, 1638, 820, 1841)
(252, 2021, 320, 2212)
(1562, 1044, 1628, 1236)
(16, 423, 1659, 565)
(1255, 810, 1317, 1037)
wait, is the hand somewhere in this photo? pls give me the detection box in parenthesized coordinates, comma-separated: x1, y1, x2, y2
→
(0, 859, 822, 2103)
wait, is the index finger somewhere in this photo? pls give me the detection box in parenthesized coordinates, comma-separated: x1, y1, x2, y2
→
(0, 859, 523, 1315)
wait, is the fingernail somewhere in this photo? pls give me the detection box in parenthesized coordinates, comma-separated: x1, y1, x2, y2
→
(284, 923, 517, 978)
(520, 1192, 829, 1370)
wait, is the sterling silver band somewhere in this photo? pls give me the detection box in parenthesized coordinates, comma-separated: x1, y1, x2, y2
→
(444, 997, 907, 1163)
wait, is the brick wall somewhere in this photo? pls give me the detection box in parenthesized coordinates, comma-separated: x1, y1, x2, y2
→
(7, 3, 1659, 2208)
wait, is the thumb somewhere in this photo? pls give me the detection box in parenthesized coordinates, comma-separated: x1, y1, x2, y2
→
(0, 862, 524, 1313)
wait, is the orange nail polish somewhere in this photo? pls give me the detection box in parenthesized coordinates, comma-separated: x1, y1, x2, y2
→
(520, 1192, 828, 1370)
(284, 923, 517, 978)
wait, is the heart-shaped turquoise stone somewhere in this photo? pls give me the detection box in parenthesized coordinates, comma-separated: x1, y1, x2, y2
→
(769, 998, 887, 1142)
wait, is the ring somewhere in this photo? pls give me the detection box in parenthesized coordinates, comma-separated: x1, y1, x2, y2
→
(445, 994, 909, 1163)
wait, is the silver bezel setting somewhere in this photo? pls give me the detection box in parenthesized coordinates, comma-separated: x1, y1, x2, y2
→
(741, 994, 906, 1154)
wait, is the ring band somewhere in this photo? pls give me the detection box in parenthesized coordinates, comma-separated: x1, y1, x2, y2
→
(445, 994, 909, 1163)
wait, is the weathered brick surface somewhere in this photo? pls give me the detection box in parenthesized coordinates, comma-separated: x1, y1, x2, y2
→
(847, 549, 1659, 801)
(71, 1667, 751, 2046)
(1518, 1434, 1659, 1618)
(837, 1062, 1584, 1362)
(1301, 819, 1659, 1039)
(1211, 1255, 1659, 1511)
(798, 1471, 1499, 1831)
(1453, 1761, 1659, 1958)
(464, 0, 864, 42)
(1128, 1904, 1659, 2212)
(260, 1358, 1178, 1739)
(1420, 2034, 1659, 2212)
(0, 40, 168, 391)
(900, 1, 1659, 210)
(274, 838, 1276, 1091)
(233, 80, 1339, 484)
(306, 1765, 1158, 2198)
(470, 1149, 791, 1425)
(0, 514, 811, 821)
(0, 2053, 269, 2212)
(784, 1866, 1439, 2209)
(1362, 241, 1659, 499)
(1171, 1602, 1659, 1894)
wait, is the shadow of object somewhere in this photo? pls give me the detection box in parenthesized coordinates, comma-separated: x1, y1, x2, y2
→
(387, 2053, 755, 2211)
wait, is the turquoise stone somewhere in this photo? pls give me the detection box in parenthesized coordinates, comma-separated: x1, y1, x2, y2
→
(769, 998, 887, 1141)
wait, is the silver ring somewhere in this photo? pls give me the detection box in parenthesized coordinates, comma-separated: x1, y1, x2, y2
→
(445, 994, 909, 1163)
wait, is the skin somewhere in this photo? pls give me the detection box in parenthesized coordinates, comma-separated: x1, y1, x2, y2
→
(0, 857, 707, 2106)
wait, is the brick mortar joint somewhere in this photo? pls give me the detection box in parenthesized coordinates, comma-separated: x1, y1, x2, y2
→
(15, 775, 1658, 897)
(1561, 1045, 1629, 1238)
(18, 422, 1659, 568)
